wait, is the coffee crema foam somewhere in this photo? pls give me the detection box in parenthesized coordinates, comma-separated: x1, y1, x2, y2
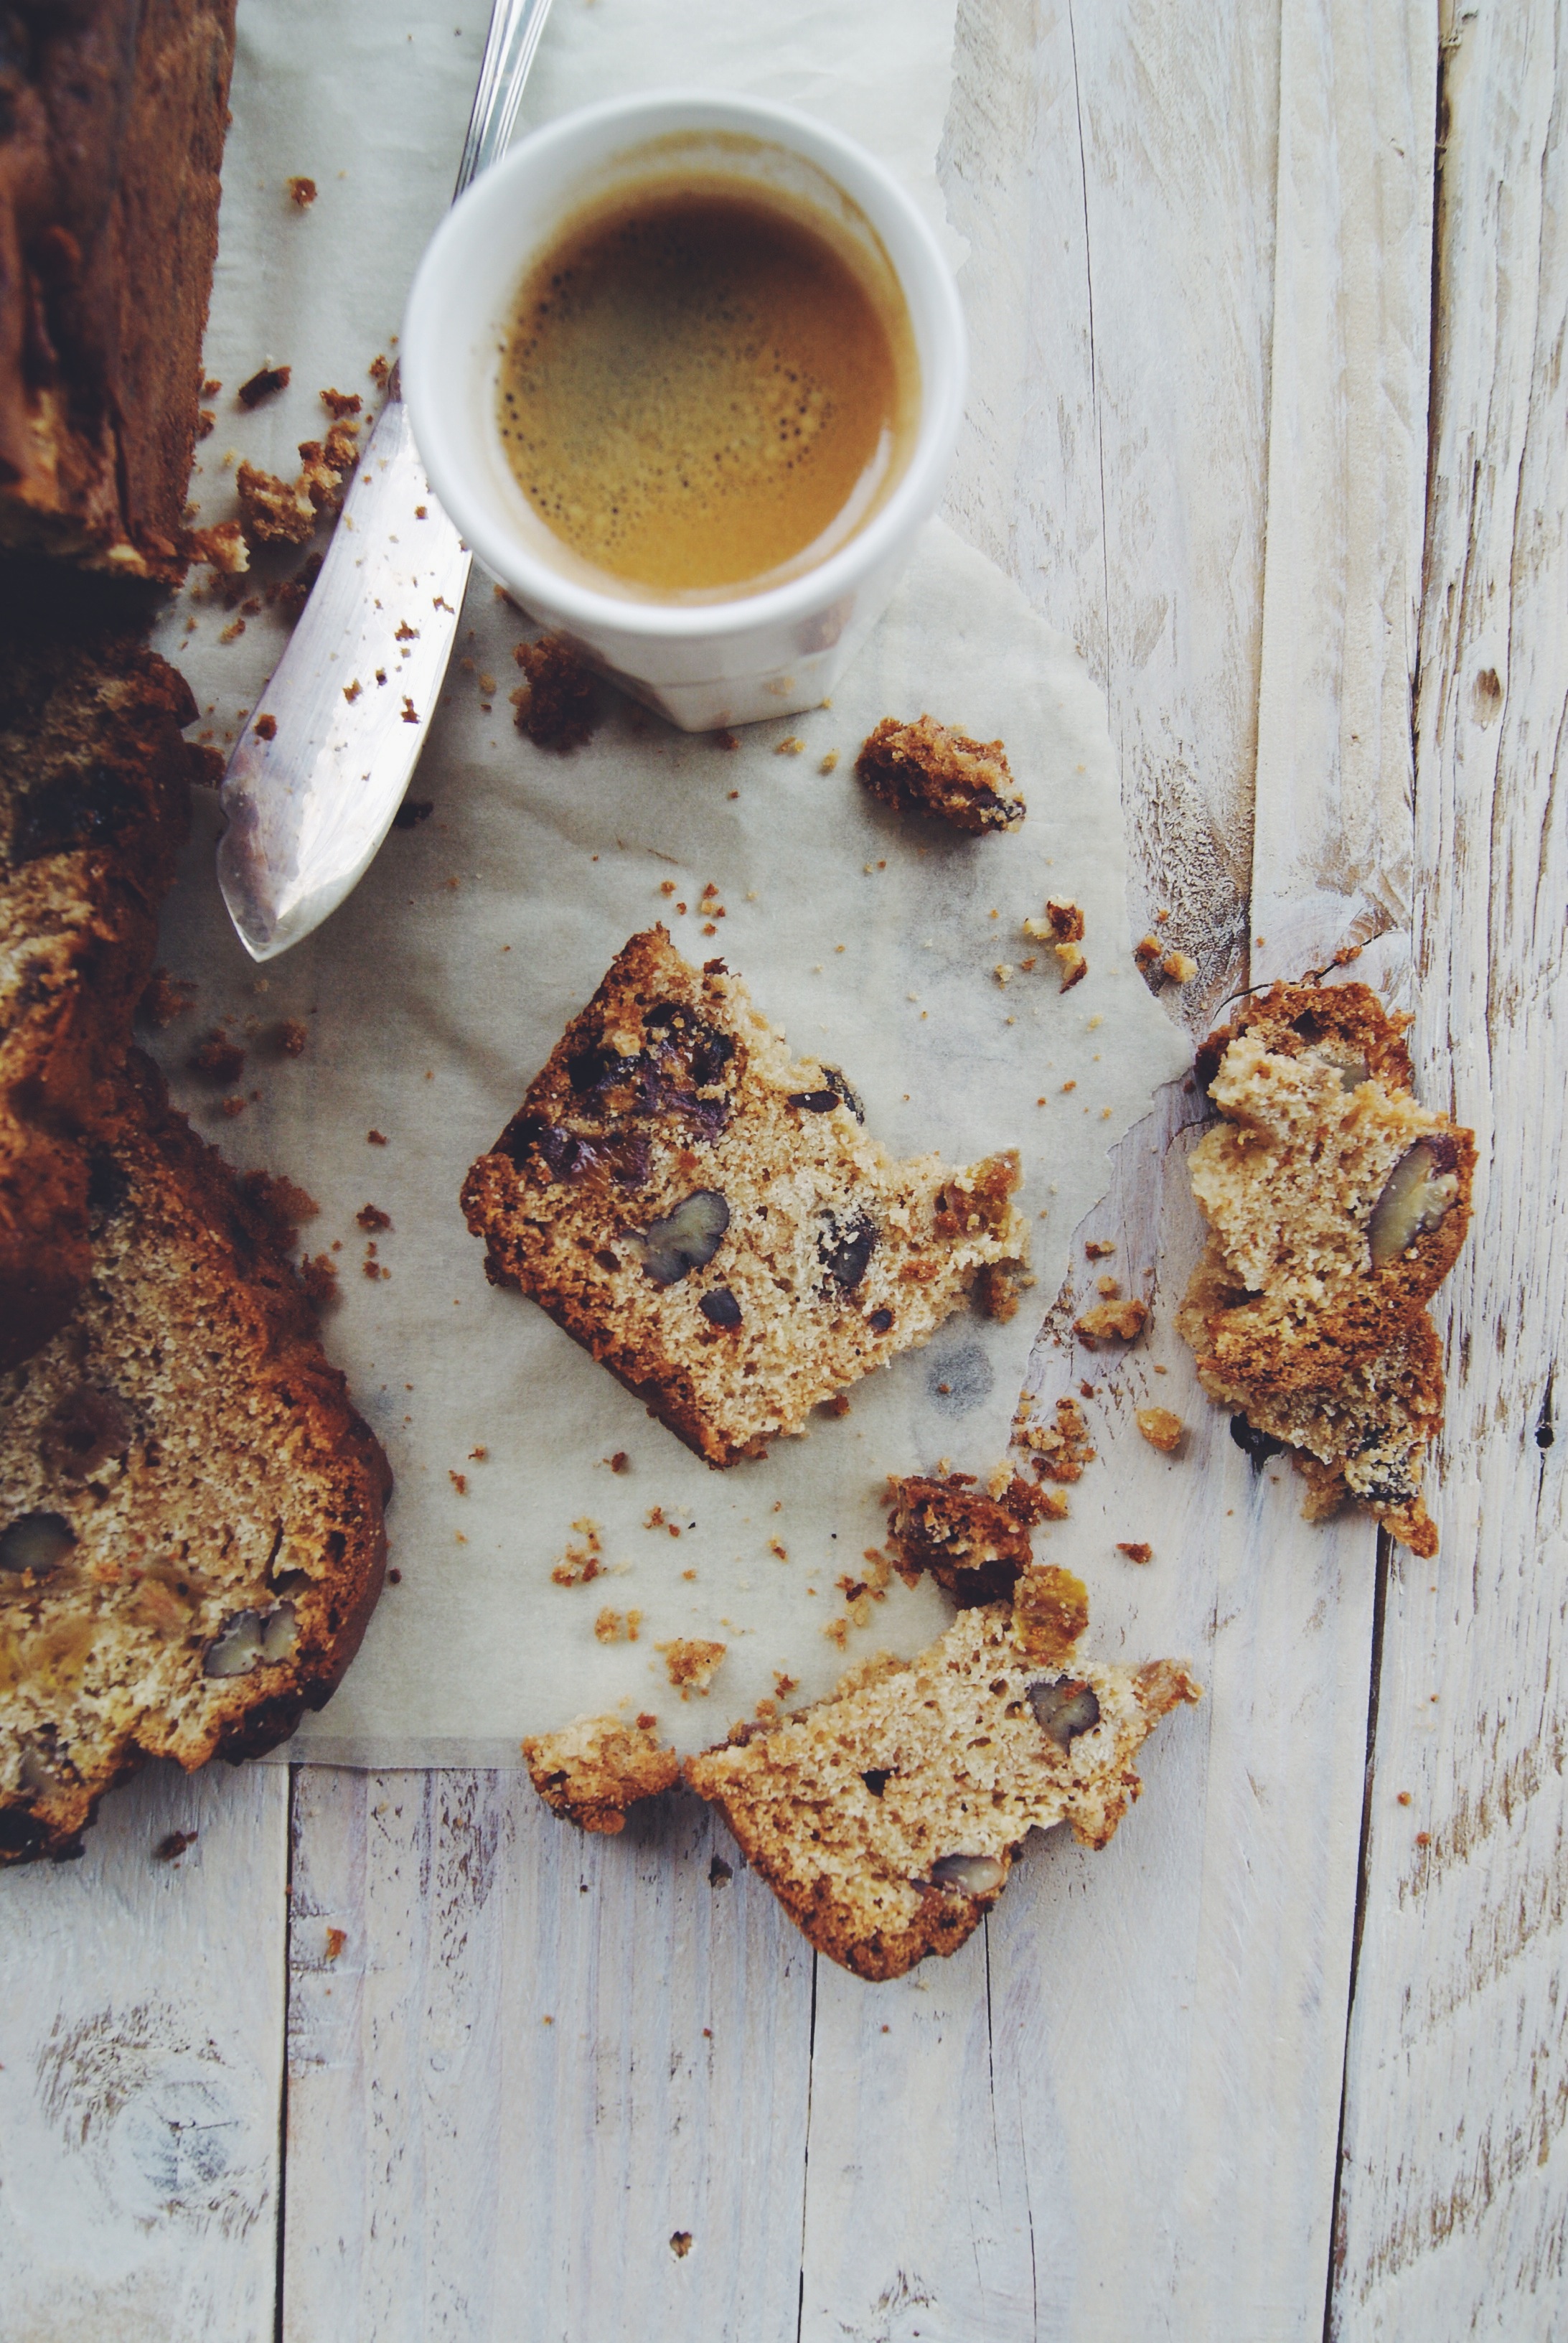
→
(496, 176, 920, 600)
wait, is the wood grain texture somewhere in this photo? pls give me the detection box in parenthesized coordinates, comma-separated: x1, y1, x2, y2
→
(1328, 0, 1568, 2332)
(281, 1769, 813, 2342)
(942, 0, 1280, 1027)
(1250, 0, 1437, 996)
(0, 1763, 287, 2343)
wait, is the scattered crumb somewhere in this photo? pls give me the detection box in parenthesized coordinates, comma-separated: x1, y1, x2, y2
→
(1136, 1406, 1183, 1454)
(513, 634, 601, 751)
(775, 736, 804, 756)
(252, 711, 277, 741)
(1162, 950, 1198, 985)
(607, 1451, 630, 1473)
(1096, 1276, 1122, 1298)
(287, 176, 317, 207)
(820, 749, 840, 773)
(324, 1925, 347, 1960)
(1053, 943, 1088, 991)
(138, 968, 196, 1029)
(357, 1203, 391, 1231)
(236, 459, 315, 547)
(670, 2233, 693, 2259)
(657, 1639, 727, 1698)
(367, 1129, 388, 1146)
(595, 1607, 643, 1643)
(153, 1829, 197, 1862)
(1134, 934, 1163, 973)
(1117, 1541, 1155, 1565)
(1074, 1296, 1150, 1344)
(238, 362, 292, 407)
(1017, 1395, 1097, 1482)
(321, 386, 362, 418)
(273, 1018, 308, 1059)
(189, 1029, 245, 1083)
(552, 1520, 604, 1586)
(449, 1471, 467, 1495)
(1084, 1239, 1116, 1260)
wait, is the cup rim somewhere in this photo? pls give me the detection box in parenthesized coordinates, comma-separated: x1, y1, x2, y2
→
(401, 88, 967, 643)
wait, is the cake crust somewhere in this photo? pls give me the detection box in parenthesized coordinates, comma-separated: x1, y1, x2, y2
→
(0, 0, 238, 582)
(0, 1054, 391, 1863)
(1, 627, 213, 1368)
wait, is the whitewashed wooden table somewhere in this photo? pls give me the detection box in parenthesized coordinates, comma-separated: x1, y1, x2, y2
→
(2, 1, 1563, 2334)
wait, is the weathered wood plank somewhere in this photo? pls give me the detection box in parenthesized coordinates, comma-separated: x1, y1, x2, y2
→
(1249, 0, 1436, 994)
(282, 1769, 813, 2342)
(944, 0, 1281, 1026)
(0, 1763, 288, 2343)
(1330, 0, 1568, 2332)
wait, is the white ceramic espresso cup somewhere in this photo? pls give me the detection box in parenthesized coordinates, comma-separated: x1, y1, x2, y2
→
(402, 91, 967, 733)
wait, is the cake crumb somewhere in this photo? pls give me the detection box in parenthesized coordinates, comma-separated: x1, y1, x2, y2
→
(855, 713, 1024, 833)
(1117, 1541, 1155, 1565)
(287, 176, 317, 207)
(1136, 1406, 1183, 1454)
(1074, 1296, 1149, 1344)
(1084, 1239, 1116, 1260)
(1163, 951, 1198, 984)
(321, 386, 362, 417)
(595, 1607, 643, 1643)
(138, 968, 196, 1029)
(238, 362, 292, 408)
(657, 1638, 727, 1697)
(1017, 1395, 1097, 1482)
(513, 634, 601, 751)
(551, 1520, 604, 1585)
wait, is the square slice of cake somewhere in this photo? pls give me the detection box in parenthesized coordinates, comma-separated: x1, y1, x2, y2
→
(461, 929, 1027, 1465)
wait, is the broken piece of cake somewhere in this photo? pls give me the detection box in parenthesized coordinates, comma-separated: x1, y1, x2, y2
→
(855, 714, 1025, 835)
(522, 1712, 681, 1835)
(883, 1469, 1060, 1603)
(461, 929, 1027, 1465)
(1177, 982, 1475, 1553)
(685, 1591, 1200, 1980)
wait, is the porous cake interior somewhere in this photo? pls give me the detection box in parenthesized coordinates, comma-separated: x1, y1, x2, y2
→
(0, 1072, 388, 1859)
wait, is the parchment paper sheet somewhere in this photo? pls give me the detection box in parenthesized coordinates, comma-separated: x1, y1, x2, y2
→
(148, 0, 1189, 1763)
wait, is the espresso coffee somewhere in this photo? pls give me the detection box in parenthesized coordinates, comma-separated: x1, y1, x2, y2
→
(495, 174, 920, 601)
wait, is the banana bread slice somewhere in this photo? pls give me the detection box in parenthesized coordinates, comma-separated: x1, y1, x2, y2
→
(685, 1599, 1199, 1980)
(0, 627, 211, 1370)
(461, 928, 1027, 1467)
(0, 1054, 391, 1863)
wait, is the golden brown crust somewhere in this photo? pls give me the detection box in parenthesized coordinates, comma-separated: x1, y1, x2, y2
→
(522, 1713, 680, 1834)
(461, 930, 1026, 1467)
(0, 0, 238, 582)
(855, 714, 1025, 835)
(1193, 981, 1415, 1094)
(0, 1054, 391, 1863)
(1, 630, 207, 1368)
